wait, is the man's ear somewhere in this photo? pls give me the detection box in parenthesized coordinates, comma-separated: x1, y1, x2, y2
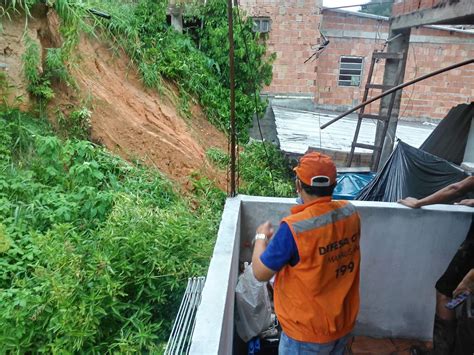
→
(295, 178, 301, 193)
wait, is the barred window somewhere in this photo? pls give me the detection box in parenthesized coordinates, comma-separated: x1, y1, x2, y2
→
(252, 17, 271, 33)
(338, 56, 364, 87)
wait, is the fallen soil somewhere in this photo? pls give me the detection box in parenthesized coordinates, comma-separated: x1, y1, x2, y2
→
(1, 7, 228, 190)
(68, 38, 228, 189)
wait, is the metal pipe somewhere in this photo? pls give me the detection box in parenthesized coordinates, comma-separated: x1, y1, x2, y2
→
(385, 33, 403, 43)
(227, 0, 237, 197)
(174, 278, 199, 353)
(165, 277, 206, 355)
(165, 278, 192, 354)
(185, 277, 206, 354)
(320, 58, 474, 129)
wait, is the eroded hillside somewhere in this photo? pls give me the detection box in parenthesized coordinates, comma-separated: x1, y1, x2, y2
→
(1, 6, 227, 189)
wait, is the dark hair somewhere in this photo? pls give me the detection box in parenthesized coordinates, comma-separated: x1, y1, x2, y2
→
(300, 180, 336, 197)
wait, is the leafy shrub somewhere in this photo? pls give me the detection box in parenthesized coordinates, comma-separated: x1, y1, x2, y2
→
(0, 109, 224, 352)
(45, 47, 71, 84)
(206, 144, 294, 197)
(95, 0, 274, 140)
(239, 141, 294, 197)
(206, 147, 229, 169)
(58, 106, 92, 139)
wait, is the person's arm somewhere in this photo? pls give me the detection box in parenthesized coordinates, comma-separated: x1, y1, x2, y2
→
(453, 269, 474, 297)
(398, 176, 474, 208)
(252, 222, 299, 282)
(252, 221, 276, 282)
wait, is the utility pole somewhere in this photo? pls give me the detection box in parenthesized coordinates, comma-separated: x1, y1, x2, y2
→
(227, 0, 237, 197)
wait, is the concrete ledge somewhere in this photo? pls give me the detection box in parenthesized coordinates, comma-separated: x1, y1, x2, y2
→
(391, 0, 474, 29)
(189, 197, 242, 355)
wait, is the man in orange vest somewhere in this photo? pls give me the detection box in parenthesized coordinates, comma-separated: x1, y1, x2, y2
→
(252, 152, 361, 354)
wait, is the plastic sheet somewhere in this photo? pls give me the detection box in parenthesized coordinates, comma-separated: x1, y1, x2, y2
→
(235, 264, 272, 343)
(334, 173, 375, 200)
(357, 141, 468, 202)
(420, 103, 473, 165)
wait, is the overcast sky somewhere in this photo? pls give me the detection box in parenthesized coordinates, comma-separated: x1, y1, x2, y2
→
(322, 0, 362, 11)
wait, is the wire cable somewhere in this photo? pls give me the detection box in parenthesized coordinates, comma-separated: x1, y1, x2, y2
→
(398, 44, 418, 121)
(235, 6, 277, 196)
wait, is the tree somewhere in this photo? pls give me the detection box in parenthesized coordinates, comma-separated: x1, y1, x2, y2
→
(359, 0, 394, 17)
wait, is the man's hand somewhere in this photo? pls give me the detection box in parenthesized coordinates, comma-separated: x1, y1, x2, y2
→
(453, 269, 474, 298)
(455, 199, 474, 207)
(252, 221, 276, 282)
(256, 221, 274, 241)
(398, 197, 421, 208)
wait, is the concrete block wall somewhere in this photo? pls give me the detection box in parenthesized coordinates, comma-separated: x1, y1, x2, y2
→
(316, 10, 474, 121)
(392, 0, 448, 17)
(239, 0, 322, 96)
(238, 2, 474, 121)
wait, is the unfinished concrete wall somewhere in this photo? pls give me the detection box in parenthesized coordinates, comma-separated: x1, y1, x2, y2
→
(239, 0, 322, 96)
(190, 195, 473, 353)
(316, 10, 474, 121)
(392, 0, 454, 17)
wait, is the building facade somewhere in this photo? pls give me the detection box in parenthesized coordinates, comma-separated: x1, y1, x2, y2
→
(239, 0, 474, 121)
(239, 0, 322, 97)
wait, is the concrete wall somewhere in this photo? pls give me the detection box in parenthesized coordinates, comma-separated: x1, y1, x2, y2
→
(190, 198, 242, 355)
(392, 0, 455, 17)
(190, 195, 473, 353)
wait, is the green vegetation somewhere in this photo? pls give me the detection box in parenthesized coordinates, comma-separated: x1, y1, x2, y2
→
(57, 106, 92, 140)
(95, 0, 274, 140)
(0, 108, 224, 352)
(0, 0, 294, 352)
(207, 143, 294, 197)
(0, 111, 292, 352)
(239, 142, 294, 197)
(22, 35, 55, 109)
(22, 35, 74, 118)
(6, 0, 274, 140)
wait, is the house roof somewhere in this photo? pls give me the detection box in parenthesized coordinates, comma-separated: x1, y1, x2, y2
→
(322, 7, 474, 35)
(272, 105, 435, 155)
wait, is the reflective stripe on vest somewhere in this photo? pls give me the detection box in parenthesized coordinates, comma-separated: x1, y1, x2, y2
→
(291, 203, 356, 235)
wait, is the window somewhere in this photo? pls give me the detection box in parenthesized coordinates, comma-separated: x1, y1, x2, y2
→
(252, 17, 271, 33)
(338, 56, 364, 87)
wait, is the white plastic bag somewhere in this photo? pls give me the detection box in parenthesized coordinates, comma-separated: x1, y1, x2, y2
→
(234, 263, 272, 342)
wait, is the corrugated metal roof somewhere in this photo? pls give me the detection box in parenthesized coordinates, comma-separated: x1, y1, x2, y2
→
(272, 106, 435, 155)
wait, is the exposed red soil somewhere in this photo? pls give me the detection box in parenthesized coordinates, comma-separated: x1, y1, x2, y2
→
(1, 7, 228, 190)
(68, 38, 228, 189)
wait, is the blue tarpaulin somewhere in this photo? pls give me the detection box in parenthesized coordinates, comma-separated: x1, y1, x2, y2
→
(333, 173, 375, 200)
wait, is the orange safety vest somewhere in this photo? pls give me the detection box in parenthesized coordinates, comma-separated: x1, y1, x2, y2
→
(274, 196, 361, 343)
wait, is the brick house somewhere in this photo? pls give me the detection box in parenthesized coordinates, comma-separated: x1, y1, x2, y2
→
(239, 0, 474, 122)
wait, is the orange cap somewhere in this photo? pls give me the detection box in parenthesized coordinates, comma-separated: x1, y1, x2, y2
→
(294, 152, 337, 186)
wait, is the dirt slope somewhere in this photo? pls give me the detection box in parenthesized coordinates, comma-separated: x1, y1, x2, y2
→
(69, 38, 228, 189)
(1, 7, 228, 189)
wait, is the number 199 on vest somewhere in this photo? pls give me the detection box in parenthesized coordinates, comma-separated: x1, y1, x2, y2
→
(335, 261, 355, 278)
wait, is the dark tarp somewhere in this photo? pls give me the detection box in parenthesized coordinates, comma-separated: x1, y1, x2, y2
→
(420, 103, 474, 165)
(357, 141, 468, 202)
